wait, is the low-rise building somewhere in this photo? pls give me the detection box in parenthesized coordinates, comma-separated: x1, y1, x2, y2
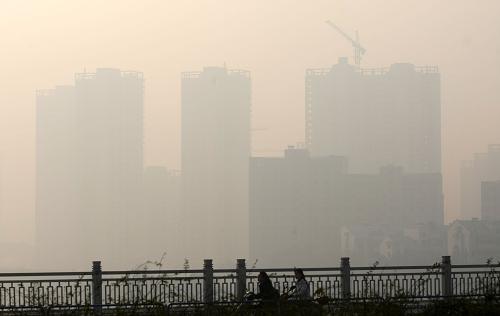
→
(448, 219, 500, 264)
(460, 144, 500, 220)
(250, 147, 444, 267)
(341, 222, 447, 266)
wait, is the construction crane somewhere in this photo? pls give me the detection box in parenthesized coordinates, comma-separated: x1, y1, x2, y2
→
(325, 20, 366, 68)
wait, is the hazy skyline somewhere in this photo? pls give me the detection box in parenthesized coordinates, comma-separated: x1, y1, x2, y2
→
(1, 0, 500, 247)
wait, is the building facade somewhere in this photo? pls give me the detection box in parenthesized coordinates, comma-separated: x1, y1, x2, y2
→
(306, 58, 441, 174)
(181, 67, 251, 265)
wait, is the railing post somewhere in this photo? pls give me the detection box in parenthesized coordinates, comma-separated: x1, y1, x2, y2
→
(236, 259, 247, 301)
(340, 257, 351, 299)
(92, 261, 102, 315)
(441, 255, 452, 298)
(203, 259, 214, 303)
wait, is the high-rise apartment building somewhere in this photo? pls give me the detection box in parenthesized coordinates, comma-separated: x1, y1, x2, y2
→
(181, 67, 251, 265)
(36, 69, 143, 269)
(306, 58, 441, 174)
(74, 69, 143, 267)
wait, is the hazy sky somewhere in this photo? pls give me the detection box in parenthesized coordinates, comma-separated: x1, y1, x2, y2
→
(1, 0, 500, 244)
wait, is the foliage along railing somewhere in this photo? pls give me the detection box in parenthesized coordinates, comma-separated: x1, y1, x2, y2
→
(0, 256, 499, 311)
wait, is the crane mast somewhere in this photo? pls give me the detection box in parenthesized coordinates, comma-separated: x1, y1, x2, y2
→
(325, 20, 366, 67)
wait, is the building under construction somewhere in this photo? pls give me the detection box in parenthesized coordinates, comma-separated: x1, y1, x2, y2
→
(305, 57, 441, 174)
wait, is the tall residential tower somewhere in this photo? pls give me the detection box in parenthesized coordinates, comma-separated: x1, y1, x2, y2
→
(36, 69, 143, 269)
(306, 58, 441, 174)
(181, 67, 251, 264)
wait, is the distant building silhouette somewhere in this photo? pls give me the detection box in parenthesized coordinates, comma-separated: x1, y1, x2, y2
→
(481, 180, 500, 221)
(341, 222, 446, 265)
(341, 224, 389, 265)
(181, 67, 251, 264)
(250, 147, 443, 267)
(461, 144, 500, 220)
(250, 146, 347, 267)
(306, 58, 441, 174)
(36, 69, 144, 269)
(448, 219, 500, 264)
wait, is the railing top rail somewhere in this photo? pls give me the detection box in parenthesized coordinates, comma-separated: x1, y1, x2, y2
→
(351, 272, 441, 277)
(0, 271, 91, 277)
(452, 264, 500, 269)
(0, 278, 93, 283)
(247, 267, 341, 273)
(2, 262, 497, 279)
(102, 276, 203, 282)
(101, 269, 203, 275)
(351, 265, 438, 271)
(213, 269, 237, 273)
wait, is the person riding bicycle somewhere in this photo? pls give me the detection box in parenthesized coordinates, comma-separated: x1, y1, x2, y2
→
(251, 271, 279, 302)
(289, 268, 310, 300)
